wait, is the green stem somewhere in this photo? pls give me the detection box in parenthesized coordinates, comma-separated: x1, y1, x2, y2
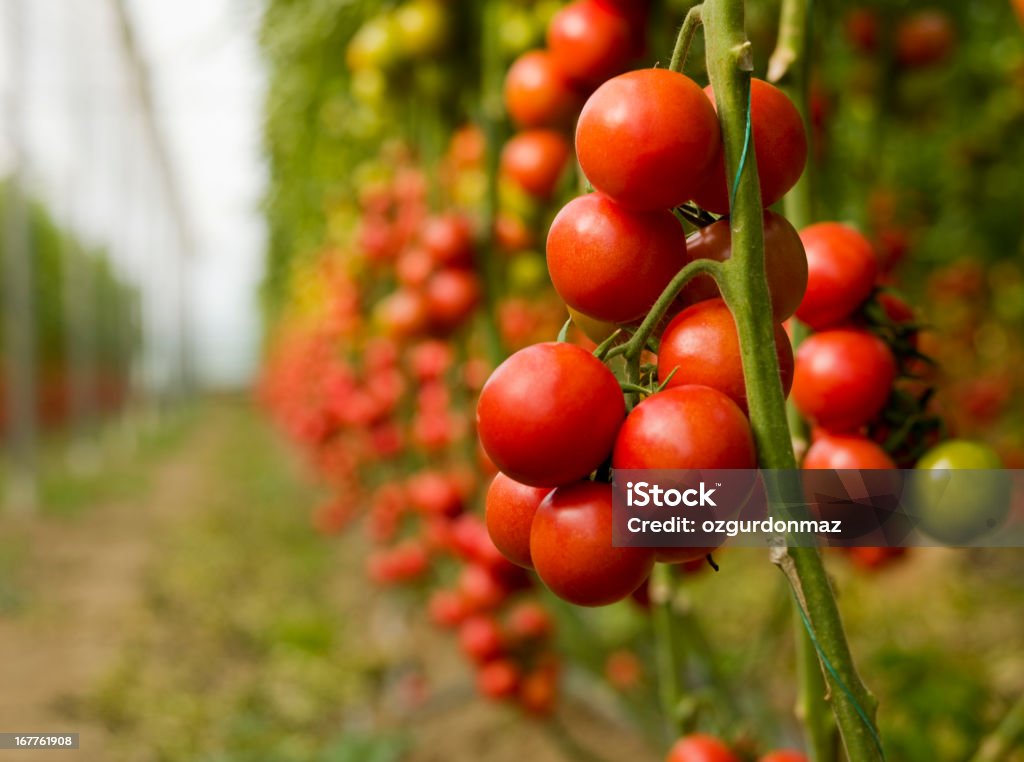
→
(651, 564, 684, 739)
(669, 5, 704, 73)
(969, 694, 1024, 762)
(702, 2, 883, 760)
(794, 604, 839, 762)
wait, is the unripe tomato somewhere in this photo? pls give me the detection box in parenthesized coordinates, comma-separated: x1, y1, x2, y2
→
(682, 211, 808, 322)
(666, 734, 740, 762)
(504, 50, 583, 129)
(394, 0, 449, 58)
(791, 329, 896, 433)
(530, 481, 655, 606)
(546, 0, 632, 87)
(693, 79, 807, 215)
(485, 473, 551, 569)
(477, 342, 625, 487)
(912, 440, 1011, 544)
(500, 130, 571, 200)
(568, 307, 619, 344)
(796, 223, 878, 330)
(657, 298, 794, 411)
(612, 385, 757, 470)
(896, 10, 955, 69)
(421, 214, 475, 268)
(803, 433, 896, 469)
(576, 69, 720, 211)
(547, 194, 689, 323)
(425, 269, 481, 331)
(347, 16, 400, 71)
(759, 751, 809, 762)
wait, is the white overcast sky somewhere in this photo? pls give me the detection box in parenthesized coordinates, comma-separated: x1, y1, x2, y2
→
(2, 0, 267, 387)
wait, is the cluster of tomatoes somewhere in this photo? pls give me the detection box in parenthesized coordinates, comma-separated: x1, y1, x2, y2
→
(666, 733, 807, 762)
(478, 65, 812, 606)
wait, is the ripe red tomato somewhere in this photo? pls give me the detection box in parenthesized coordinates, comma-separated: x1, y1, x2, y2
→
(803, 432, 896, 469)
(519, 662, 559, 715)
(666, 734, 740, 762)
(791, 329, 896, 433)
(682, 211, 808, 322)
(477, 659, 521, 699)
(547, 0, 632, 87)
(459, 615, 505, 664)
(1015, 0, 1024, 27)
(547, 193, 689, 323)
(421, 214, 475, 268)
(612, 385, 757, 470)
(477, 342, 625, 487)
(500, 129, 571, 199)
(896, 10, 955, 69)
(795, 223, 878, 330)
(396, 246, 435, 288)
(425, 269, 481, 331)
(485, 473, 551, 569)
(576, 69, 720, 211)
(693, 79, 807, 215)
(376, 288, 428, 338)
(506, 600, 553, 641)
(844, 8, 880, 53)
(657, 298, 794, 411)
(504, 50, 583, 129)
(759, 751, 809, 762)
(530, 481, 655, 606)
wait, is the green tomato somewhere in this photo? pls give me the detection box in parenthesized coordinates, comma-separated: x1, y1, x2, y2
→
(911, 439, 1010, 545)
(394, 0, 449, 58)
(347, 16, 400, 71)
(499, 7, 540, 57)
(351, 68, 387, 106)
(508, 253, 548, 291)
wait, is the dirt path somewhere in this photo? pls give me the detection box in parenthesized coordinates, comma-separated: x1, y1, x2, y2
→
(0, 412, 224, 760)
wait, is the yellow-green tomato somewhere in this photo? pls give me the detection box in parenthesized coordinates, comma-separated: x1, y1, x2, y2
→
(347, 16, 400, 71)
(568, 307, 619, 344)
(508, 252, 549, 291)
(394, 0, 449, 58)
(912, 439, 1011, 545)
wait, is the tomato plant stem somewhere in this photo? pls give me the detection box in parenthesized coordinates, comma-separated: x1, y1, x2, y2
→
(669, 4, 704, 73)
(702, 1, 883, 759)
(651, 563, 685, 738)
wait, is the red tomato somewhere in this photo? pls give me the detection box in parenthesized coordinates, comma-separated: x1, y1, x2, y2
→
(477, 342, 625, 487)
(530, 481, 655, 606)
(791, 329, 896, 433)
(803, 432, 896, 469)
(425, 269, 481, 331)
(896, 10, 955, 69)
(666, 734, 740, 762)
(693, 79, 807, 215)
(494, 214, 535, 253)
(376, 288, 428, 338)
(506, 600, 554, 641)
(395, 246, 435, 289)
(500, 129, 571, 199)
(576, 69, 720, 211)
(795, 223, 878, 330)
(759, 751, 809, 762)
(477, 659, 521, 699)
(1016, 0, 1024, 27)
(657, 298, 794, 411)
(844, 8, 880, 53)
(612, 385, 757, 470)
(547, 0, 632, 87)
(421, 214, 475, 268)
(547, 193, 689, 323)
(682, 211, 808, 322)
(459, 615, 505, 664)
(485, 472, 552, 569)
(504, 50, 583, 129)
(519, 662, 559, 715)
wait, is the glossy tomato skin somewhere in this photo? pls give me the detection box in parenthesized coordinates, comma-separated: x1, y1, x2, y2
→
(693, 79, 807, 215)
(500, 130, 571, 200)
(485, 473, 552, 569)
(612, 385, 757, 470)
(530, 480, 655, 606)
(803, 432, 896, 469)
(683, 211, 807, 322)
(796, 223, 879, 330)
(759, 751, 810, 762)
(576, 69, 720, 211)
(657, 298, 794, 411)
(504, 50, 583, 129)
(477, 343, 625, 487)
(421, 214, 475, 269)
(665, 734, 740, 762)
(425, 269, 481, 331)
(546, 0, 632, 87)
(547, 194, 689, 323)
(791, 329, 896, 433)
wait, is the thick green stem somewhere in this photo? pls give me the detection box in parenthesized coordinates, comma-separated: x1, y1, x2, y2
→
(651, 564, 685, 739)
(702, 2, 883, 760)
(969, 694, 1024, 762)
